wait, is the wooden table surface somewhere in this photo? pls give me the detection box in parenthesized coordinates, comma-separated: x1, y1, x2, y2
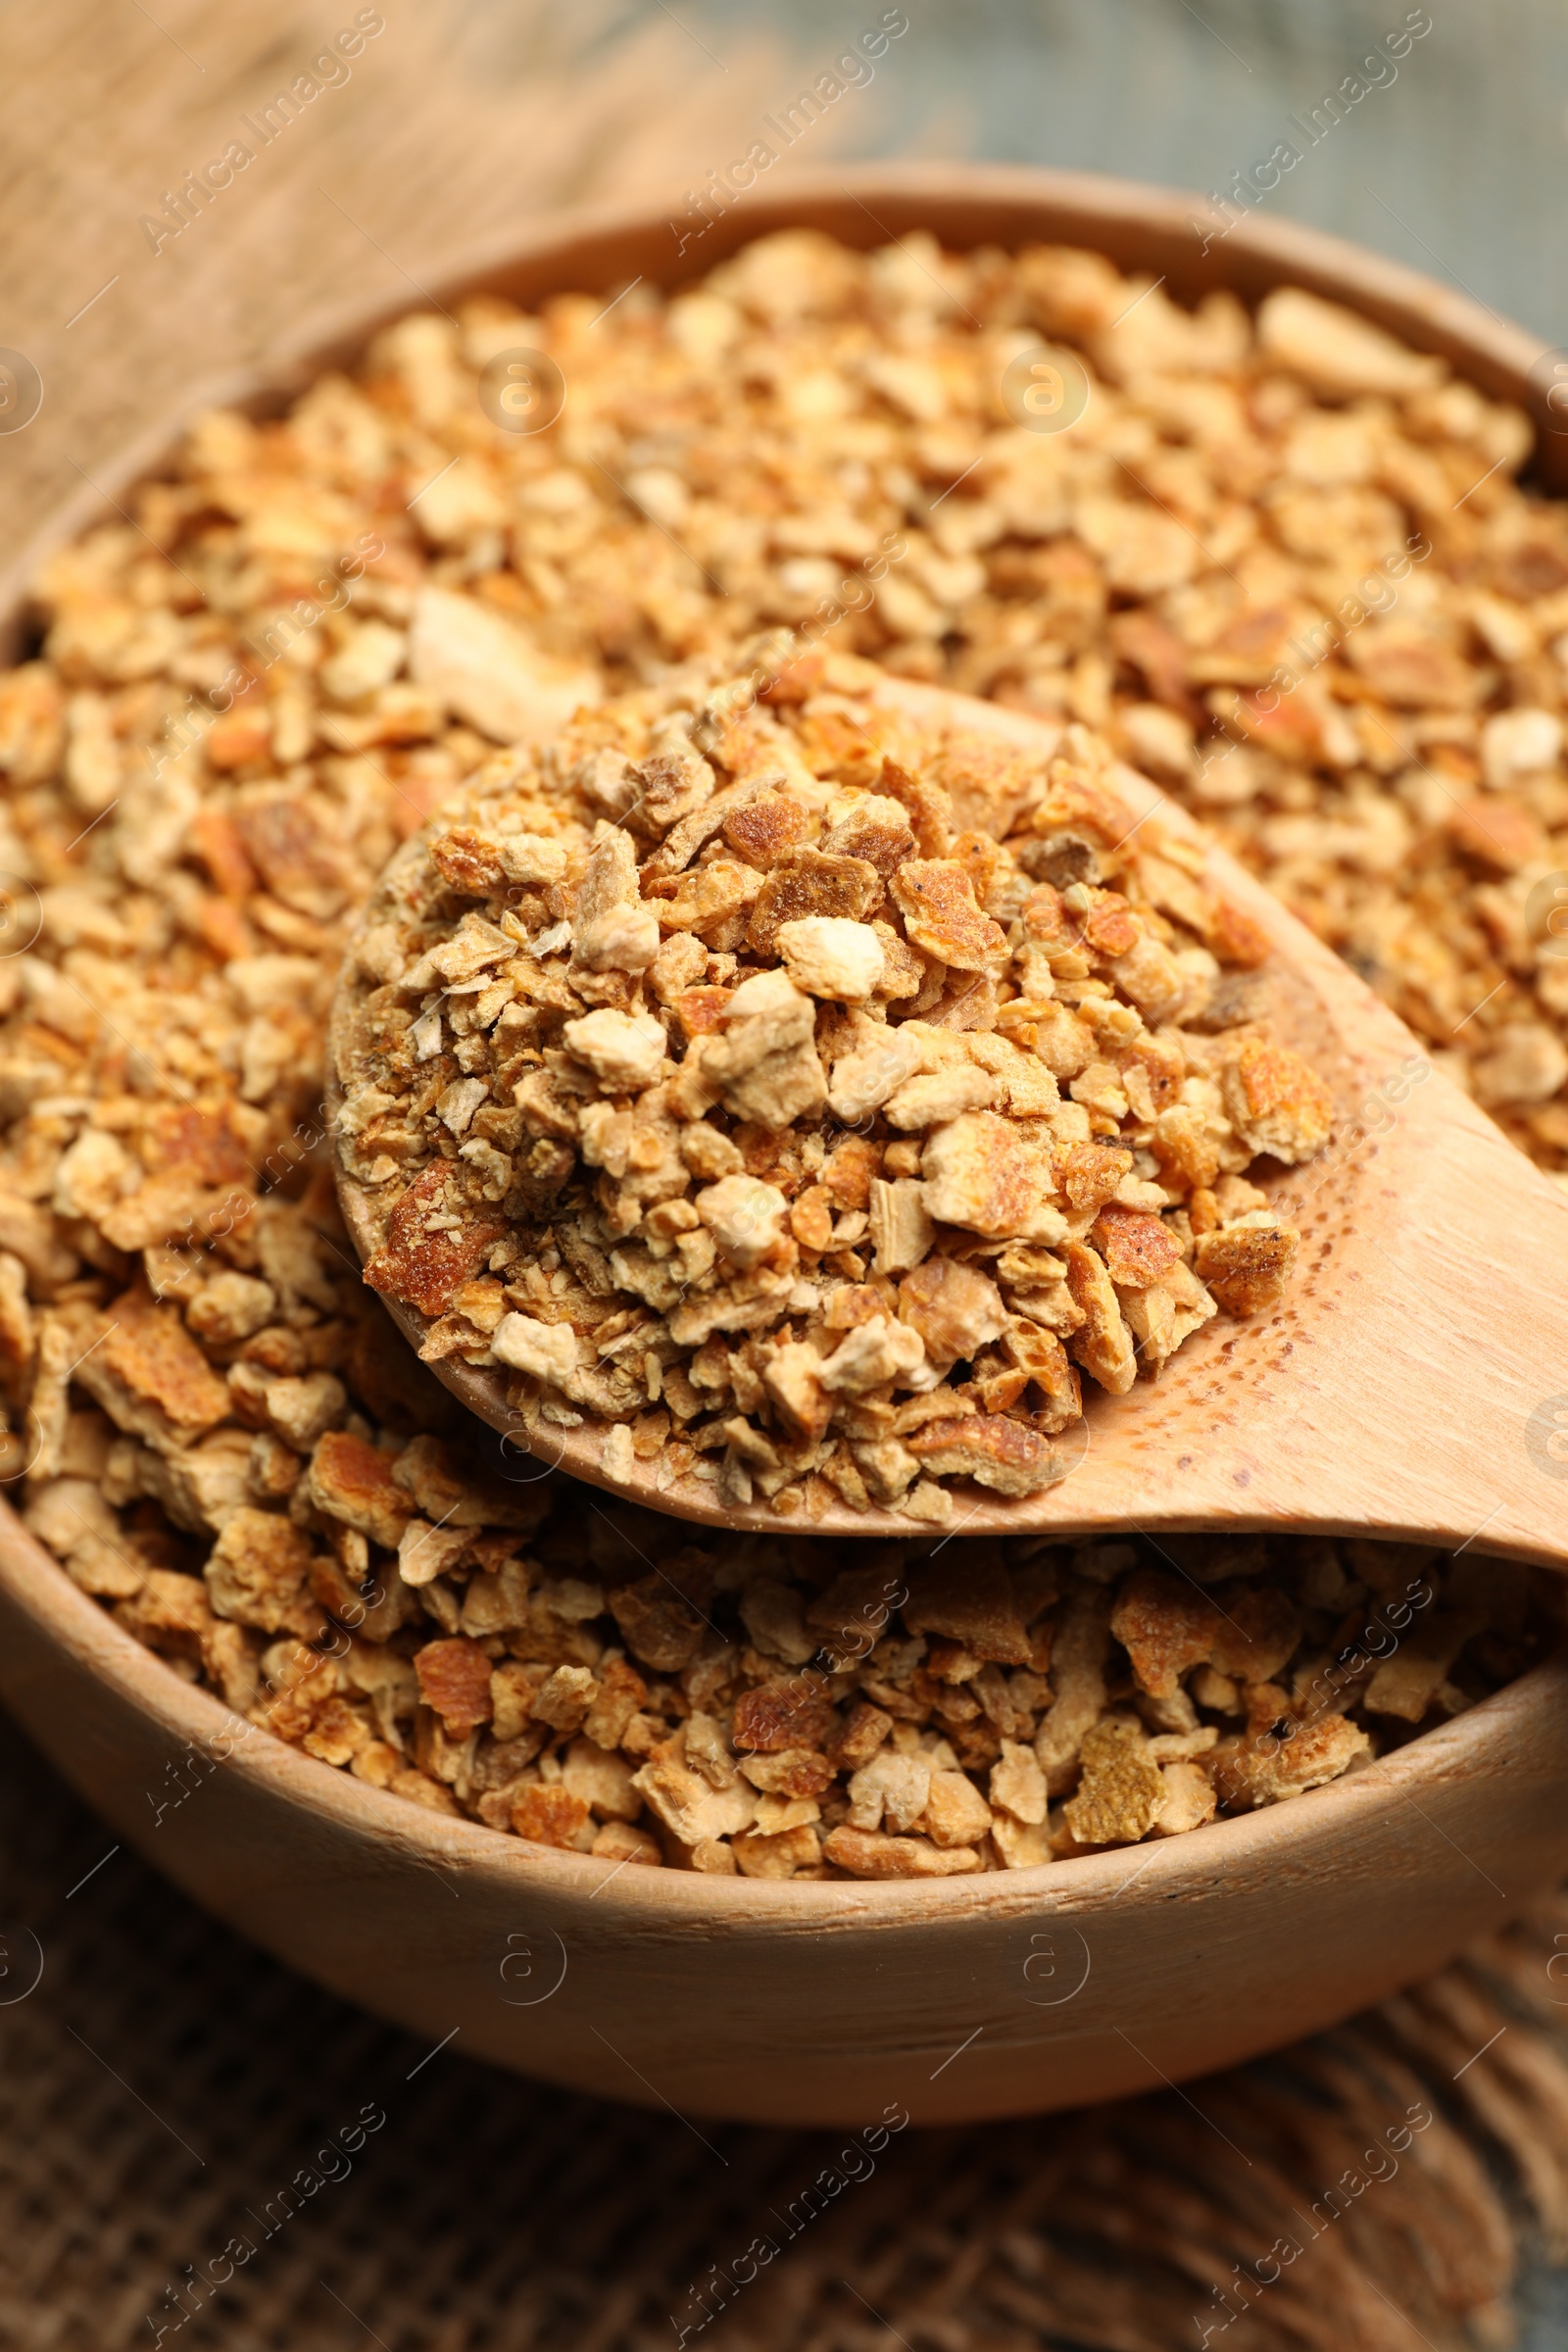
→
(3, 0, 1566, 558)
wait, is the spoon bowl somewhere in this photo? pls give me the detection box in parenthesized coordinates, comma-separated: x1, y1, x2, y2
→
(332, 673, 1568, 1570)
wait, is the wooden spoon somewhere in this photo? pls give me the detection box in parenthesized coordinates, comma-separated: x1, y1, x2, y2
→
(330, 675, 1568, 1564)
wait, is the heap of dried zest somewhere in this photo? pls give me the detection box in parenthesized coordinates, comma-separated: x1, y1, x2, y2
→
(25, 1384, 1554, 1873)
(0, 224, 1553, 1874)
(0, 625, 1536, 1873)
(334, 662, 1331, 1515)
(4, 229, 1563, 1168)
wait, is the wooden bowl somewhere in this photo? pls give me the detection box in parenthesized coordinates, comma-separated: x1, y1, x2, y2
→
(3, 167, 1565, 2126)
(3, 1514, 1564, 2127)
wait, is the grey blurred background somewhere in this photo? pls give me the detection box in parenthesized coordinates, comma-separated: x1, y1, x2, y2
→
(518, 0, 1563, 332)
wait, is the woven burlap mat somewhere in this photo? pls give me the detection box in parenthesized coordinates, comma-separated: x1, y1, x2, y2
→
(3, 1706, 1566, 2352)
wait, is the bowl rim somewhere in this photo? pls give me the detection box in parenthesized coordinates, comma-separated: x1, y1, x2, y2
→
(3, 159, 1559, 1922)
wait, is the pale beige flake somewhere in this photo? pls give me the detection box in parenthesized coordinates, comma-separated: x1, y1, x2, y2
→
(773, 916, 885, 1001)
(564, 1008, 666, 1092)
(409, 585, 600, 745)
(492, 1314, 585, 1387)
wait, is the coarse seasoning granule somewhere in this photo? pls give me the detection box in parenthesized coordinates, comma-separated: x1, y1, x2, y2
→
(333, 649, 1330, 1521)
(0, 223, 1561, 1869)
(8, 232, 1568, 1159)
